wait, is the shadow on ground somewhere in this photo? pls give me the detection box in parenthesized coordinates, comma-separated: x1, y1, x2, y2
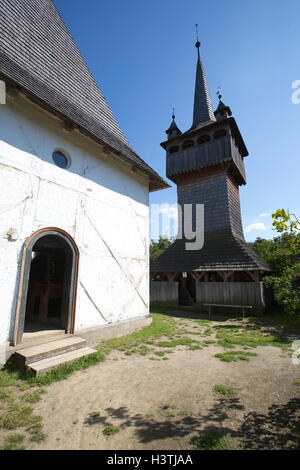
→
(84, 397, 300, 450)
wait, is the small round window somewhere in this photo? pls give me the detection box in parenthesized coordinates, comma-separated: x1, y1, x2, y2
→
(52, 150, 69, 169)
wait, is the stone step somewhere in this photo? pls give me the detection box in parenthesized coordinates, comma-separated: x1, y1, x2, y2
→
(17, 332, 67, 351)
(27, 347, 97, 376)
(15, 336, 87, 369)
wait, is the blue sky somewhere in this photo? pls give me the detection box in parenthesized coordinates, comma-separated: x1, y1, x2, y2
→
(54, 0, 300, 241)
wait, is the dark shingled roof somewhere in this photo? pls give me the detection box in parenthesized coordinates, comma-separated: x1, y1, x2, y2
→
(0, 0, 169, 192)
(150, 231, 271, 272)
(191, 46, 216, 130)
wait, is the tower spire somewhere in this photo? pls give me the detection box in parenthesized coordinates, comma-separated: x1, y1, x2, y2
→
(191, 33, 216, 129)
(165, 108, 182, 140)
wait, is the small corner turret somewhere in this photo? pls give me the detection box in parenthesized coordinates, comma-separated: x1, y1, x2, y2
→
(166, 109, 182, 140)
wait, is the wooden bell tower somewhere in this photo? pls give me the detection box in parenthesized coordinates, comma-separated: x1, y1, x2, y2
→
(151, 39, 270, 307)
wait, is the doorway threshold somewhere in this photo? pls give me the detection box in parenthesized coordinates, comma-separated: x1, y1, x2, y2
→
(19, 323, 67, 349)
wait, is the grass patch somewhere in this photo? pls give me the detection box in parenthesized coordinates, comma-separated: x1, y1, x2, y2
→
(178, 410, 193, 416)
(154, 351, 165, 357)
(97, 313, 179, 356)
(156, 337, 200, 348)
(28, 350, 106, 386)
(1, 349, 106, 389)
(0, 389, 12, 400)
(252, 313, 300, 334)
(215, 351, 257, 362)
(102, 425, 120, 436)
(216, 326, 289, 351)
(30, 430, 47, 443)
(21, 389, 46, 403)
(188, 344, 202, 351)
(194, 319, 211, 325)
(0, 400, 40, 430)
(204, 328, 213, 336)
(214, 384, 236, 397)
(193, 431, 229, 450)
(0, 432, 25, 450)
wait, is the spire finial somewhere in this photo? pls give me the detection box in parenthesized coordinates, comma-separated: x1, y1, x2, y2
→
(172, 107, 175, 120)
(217, 86, 222, 101)
(195, 24, 200, 59)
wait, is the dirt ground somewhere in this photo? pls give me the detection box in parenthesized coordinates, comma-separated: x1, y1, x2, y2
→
(27, 315, 300, 451)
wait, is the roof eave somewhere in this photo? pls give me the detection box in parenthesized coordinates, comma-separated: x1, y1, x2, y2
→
(1, 73, 169, 192)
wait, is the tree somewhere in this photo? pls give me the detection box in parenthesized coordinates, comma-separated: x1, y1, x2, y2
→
(149, 236, 172, 263)
(255, 209, 300, 315)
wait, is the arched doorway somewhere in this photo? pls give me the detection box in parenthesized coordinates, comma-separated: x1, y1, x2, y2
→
(14, 228, 79, 346)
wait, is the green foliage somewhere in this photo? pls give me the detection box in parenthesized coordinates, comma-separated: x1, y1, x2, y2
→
(272, 209, 299, 235)
(251, 209, 300, 315)
(149, 236, 172, 263)
(265, 264, 300, 315)
(251, 235, 299, 275)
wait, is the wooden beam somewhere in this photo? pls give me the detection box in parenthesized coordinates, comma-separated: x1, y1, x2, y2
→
(190, 272, 201, 281)
(165, 272, 177, 281)
(6, 83, 19, 99)
(248, 271, 260, 282)
(62, 120, 78, 132)
(219, 271, 234, 282)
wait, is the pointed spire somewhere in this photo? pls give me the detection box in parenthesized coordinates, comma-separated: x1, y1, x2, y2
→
(214, 87, 232, 120)
(166, 108, 182, 140)
(191, 32, 216, 129)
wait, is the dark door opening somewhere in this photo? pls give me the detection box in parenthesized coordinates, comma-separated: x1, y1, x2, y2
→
(14, 228, 79, 345)
(24, 236, 68, 332)
(179, 274, 196, 306)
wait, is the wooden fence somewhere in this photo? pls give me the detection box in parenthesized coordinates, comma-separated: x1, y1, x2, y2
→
(150, 280, 266, 311)
(150, 281, 178, 302)
(196, 281, 265, 307)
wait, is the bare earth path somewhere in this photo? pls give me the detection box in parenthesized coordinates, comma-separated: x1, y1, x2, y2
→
(28, 315, 300, 450)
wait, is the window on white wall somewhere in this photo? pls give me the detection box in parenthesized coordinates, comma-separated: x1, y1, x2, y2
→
(52, 150, 70, 169)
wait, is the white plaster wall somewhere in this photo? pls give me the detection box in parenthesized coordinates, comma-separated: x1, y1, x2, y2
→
(0, 94, 150, 345)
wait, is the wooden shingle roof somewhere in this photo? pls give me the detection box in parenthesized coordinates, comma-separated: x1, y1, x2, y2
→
(0, 0, 169, 191)
(191, 44, 216, 130)
(150, 231, 271, 272)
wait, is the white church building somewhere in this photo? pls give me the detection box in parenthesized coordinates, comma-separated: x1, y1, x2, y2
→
(0, 0, 168, 368)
